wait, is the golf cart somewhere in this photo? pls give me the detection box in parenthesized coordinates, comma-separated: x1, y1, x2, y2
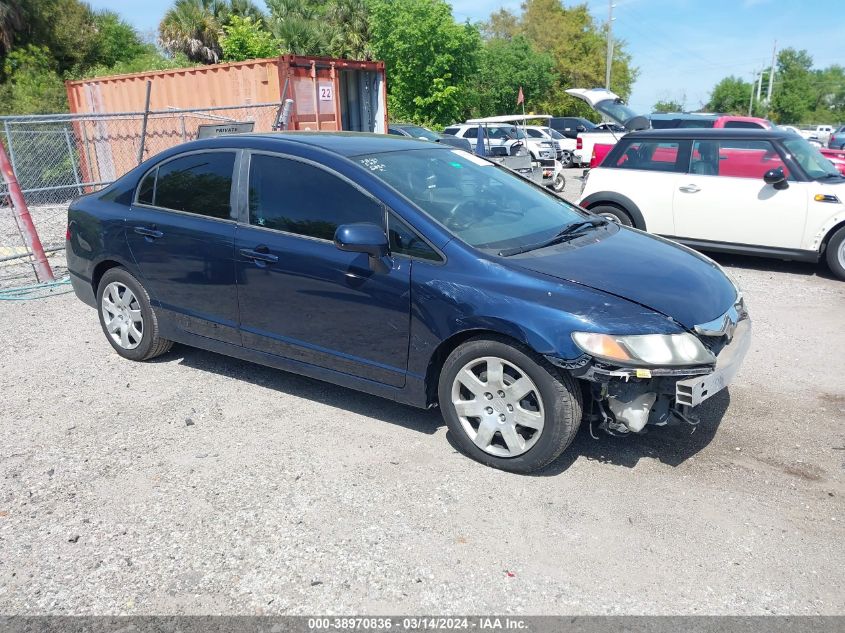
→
(464, 115, 565, 191)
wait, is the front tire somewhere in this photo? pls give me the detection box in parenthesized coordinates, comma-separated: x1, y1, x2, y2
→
(97, 267, 173, 361)
(825, 225, 845, 281)
(551, 172, 566, 193)
(559, 150, 574, 168)
(589, 204, 633, 226)
(438, 336, 582, 473)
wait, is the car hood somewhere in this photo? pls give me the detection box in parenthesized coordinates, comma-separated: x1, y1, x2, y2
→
(509, 226, 737, 329)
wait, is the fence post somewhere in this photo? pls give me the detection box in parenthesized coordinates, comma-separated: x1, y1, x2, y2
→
(3, 121, 18, 178)
(63, 128, 83, 196)
(0, 140, 54, 282)
(137, 80, 152, 165)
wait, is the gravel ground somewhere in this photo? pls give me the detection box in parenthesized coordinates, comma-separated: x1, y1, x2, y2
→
(1, 172, 843, 615)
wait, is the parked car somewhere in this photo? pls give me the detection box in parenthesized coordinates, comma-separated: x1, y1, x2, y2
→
(650, 113, 772, 130)
(443, 122, 555, 161)
(524, 125, 576, 168)
(812, 125, 834, 145)
(828, 126, 845, 150)
(595, 122, 625, 133)
(387, 123, 472, 152)
(548, 116, 597, 139)
(66, 132, 750, 473)
(579, 128, 845, 279)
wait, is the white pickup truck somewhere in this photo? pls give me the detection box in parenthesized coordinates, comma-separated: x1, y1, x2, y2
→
(564, 88, 648, 164)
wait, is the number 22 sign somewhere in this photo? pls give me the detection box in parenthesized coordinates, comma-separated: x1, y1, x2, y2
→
(319, 85, 333, 101)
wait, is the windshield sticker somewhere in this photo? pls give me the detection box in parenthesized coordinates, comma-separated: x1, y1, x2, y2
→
(451, 150, 493, 166)
(360, 157, 386, 172)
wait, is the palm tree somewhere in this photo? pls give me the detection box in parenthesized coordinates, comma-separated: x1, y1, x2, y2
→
(159, 0, 265, 64)
(266, 0, 330, 57)
(326, 0, 372, 60)
(0, 0, 24, 55)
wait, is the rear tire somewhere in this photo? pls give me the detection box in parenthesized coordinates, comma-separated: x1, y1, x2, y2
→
(438, 336, 582, 473)
(96, 267, 173, 361)
(825, 225, 845, 281)
(551, 172, 566, 193)
(589, 204, 633, 227)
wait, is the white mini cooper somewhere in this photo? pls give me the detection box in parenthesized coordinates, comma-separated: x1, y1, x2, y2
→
(579, 128, 845, 280)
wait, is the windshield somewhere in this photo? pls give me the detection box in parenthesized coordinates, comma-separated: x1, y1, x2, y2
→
(355, 148, 585, 253)
(398, 125, 440, 141)
(783, 137, 841, 180)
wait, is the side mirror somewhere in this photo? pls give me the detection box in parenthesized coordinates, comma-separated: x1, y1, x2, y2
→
(763, 167, 789, 190)
(576, 125, 587, 132)
(334, 223, 390, 273)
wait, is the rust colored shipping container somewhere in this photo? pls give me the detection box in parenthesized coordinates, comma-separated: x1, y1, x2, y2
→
(66, 55, 388, 133)
(65, 56, 388, 184)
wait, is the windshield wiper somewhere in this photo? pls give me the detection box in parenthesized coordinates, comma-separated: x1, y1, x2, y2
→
(498, 217, 608, 256)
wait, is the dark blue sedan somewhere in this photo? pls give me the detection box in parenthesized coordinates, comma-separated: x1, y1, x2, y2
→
(67, 132, 751, 473)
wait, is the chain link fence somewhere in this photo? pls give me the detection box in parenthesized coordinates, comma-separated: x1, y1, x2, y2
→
(0, 102, 282, 289)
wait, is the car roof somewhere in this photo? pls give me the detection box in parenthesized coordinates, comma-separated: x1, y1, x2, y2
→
(176, 131, 442, 158)
(623, 128, 793, 141)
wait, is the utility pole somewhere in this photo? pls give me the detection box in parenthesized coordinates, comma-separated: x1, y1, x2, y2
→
(748, 71, 756, 116)
(605, 0, 616, 90)
(756, 70, 764, 103)
(766, 39, 777, 102)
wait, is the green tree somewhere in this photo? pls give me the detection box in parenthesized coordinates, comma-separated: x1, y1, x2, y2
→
(266, 0, 329, 56)
(516, 0, 636, 117)
(707, 76, 752, 114)
(370, 0, 481, 126)
(0, 0, 24, 55)
(770, 48, 814, 123)
(159, 0, 264, 64)
(220, 15, 277, 60)
(90, 11, 148, 69)
(326, 0, 372, 59)
(18, 0, 98, 74)
(481, 8, 520, 41)
(474, 35, 554, 116)
(0, 44, 66, 113)
(652, 99, 684, 113)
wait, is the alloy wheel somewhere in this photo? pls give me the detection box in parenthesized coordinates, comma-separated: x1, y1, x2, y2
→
(101, 281, 144, 350)
(451, 356, 545, 458)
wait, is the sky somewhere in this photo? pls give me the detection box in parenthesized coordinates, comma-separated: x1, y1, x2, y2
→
(88, 0, 843, 114)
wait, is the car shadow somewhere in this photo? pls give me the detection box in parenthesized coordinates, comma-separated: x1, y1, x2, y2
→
(161, 345, 443, 436)
(533, 389, 731, 475)
(161, 345, 730, 473)
(710, 252, 835, 280)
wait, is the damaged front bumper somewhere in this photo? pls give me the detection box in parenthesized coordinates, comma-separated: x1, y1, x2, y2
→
(548, 309, 752, 435)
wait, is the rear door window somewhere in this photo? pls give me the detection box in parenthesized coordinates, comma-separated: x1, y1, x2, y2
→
(248, 154, 384, 241)
(610, 140, 685, 172)
(152, 152, 235, 219)
(690, 139, 790, 179)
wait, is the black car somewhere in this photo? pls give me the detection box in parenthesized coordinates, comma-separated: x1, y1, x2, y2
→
(388, 123, 473, 152)
(549, 117, 597, 139)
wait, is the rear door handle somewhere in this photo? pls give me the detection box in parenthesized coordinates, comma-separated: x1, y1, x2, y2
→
(134, 226, 164, 239)
(679, 184, 701, 193)
(239, 247, 279, 264)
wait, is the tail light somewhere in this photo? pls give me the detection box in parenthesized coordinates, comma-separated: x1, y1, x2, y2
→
(832, 134, 837, 144)
(576, 137, 583, 150)
(66, 224, 71, 241)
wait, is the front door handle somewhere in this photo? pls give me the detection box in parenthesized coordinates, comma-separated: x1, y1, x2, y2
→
(239, 247, 279, 264)
(134, 226, 164, 239)
(679, 184, 701, 193)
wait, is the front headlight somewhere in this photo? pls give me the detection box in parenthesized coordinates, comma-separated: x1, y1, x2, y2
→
(571, 332, 716, 367)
